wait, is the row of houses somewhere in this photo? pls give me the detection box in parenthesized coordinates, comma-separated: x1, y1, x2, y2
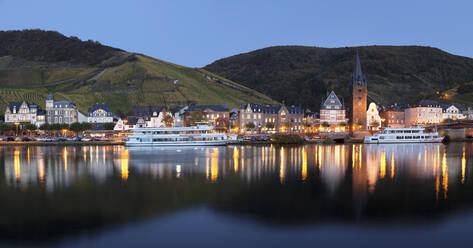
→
(313, 90, 473, 132)
(4, 94, 114, 127)
(5, 93, 473, 134)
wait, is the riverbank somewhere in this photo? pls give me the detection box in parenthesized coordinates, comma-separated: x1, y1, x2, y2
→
(0, 141, 125, 146)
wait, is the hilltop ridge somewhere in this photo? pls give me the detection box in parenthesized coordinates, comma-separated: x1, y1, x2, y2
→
(204, 45, 473, 111)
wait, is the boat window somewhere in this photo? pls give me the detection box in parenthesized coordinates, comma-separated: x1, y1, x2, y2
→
(380, 136, 385, 139)
(396, 136, 404, 139)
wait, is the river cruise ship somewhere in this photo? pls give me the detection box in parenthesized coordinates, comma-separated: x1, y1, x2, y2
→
(126, 125, 232, 146)
(364, 127, 444, 144)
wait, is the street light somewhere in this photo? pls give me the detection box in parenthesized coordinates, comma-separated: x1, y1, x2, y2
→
(14, 122, 20, 136)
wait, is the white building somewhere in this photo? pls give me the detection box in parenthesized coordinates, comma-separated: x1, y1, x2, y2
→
(4, 101, 46, 127)
(442, 104, 465, 120)
(87, 103, 114, 123)
(366, 102, 382, 130)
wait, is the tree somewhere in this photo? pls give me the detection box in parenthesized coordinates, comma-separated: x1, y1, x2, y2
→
(321, 122, 330, 128)
(0, 123, 14, 134)
(265, 122, 275, 129)
(23, 123, 37, 131)
(69, 122, 83, 133)
(39, 123, 50, 131)
(370, 121, 380, 127)
(187, 111, 206, 126)
(104, 122, 115, 130)
(81, 122, 93, 131)
(162, 110, 174, 127)
(245, 122, 255, 130)
(339, 122, 347, 127)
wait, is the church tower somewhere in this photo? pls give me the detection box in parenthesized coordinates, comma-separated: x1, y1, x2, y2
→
(350, 53, 368, 131)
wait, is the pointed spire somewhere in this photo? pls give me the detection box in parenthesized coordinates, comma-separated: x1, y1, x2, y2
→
(350, 52, 367, 86)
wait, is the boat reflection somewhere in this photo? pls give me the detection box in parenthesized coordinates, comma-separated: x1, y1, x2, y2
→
(1, 143, 471, 200)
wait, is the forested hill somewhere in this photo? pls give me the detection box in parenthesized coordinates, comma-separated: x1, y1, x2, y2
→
(204, 46, 473, 111)
(0, 29, 120, 65)
(0, 30, 274, 114)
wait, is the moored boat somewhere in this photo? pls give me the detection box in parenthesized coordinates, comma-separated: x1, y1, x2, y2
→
(364, 127, 443, 144)
(125, 125, 233, 146)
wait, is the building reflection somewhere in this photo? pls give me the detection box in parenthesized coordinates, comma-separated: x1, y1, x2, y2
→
(1, 143, 471, 199)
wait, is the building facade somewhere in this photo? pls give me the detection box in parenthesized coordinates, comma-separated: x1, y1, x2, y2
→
(126, 106, 173, 128)
(4, 101, 46, 127)
(87, 103, 114, 123)
(405, 102, 442, 126)
(366, 102, 382, 130)
(380, 110, 405, 128)
(239, 103, 303, 133)
(442, 104, 465, 121)
(319, 91, 346, 132)
(45, 94, 78, 124)
(184, 105, 229, 129)
(350, 54, 368, 130)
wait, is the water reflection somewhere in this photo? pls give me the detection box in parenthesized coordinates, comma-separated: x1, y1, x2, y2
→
(1, 143, 473, 244)
(2, 143, 471, 198)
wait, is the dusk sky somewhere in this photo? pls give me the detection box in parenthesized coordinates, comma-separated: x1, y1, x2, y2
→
(1, 0, 472, 67)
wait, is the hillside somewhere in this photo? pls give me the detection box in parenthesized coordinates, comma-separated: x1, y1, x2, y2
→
(204, 46, 473, 111)
(0, 30, 274, 115)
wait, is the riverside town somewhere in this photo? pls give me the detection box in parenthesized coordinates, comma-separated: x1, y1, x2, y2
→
(2, 54, 473, 144)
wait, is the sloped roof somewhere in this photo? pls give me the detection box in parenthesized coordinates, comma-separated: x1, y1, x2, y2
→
(127, 106, 164, 117)
(188, 104, 228, 112)
(54, 99, 76, 108)
(7, 101, 40, 112)
(240, 103, 302, 114)
(320, 91, 343, 110)
(88, 103, 112, 114)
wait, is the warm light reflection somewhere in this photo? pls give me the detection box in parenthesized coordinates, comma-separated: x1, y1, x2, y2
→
(233, 147, 239, 172)
(210, 148, 218, 182)
(38, 158, 45, 182)
(121, 149, 129, 181)
(441, 148, 448, 199)
(380, 150, 386, 179)
(462, 147, 466, 184)
(63, 147, 68, 171)
(14, 150, 20, 180)
(390, 152, 395, 179)
(27, 147, 30, 164)
(280, 147, 285, 184)
(302, 147, 307, 181)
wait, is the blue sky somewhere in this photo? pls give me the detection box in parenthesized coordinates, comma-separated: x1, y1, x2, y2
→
(1, 0, 472, 67)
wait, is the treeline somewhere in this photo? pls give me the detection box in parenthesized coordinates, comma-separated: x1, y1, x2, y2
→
(0, 29, 120, 65)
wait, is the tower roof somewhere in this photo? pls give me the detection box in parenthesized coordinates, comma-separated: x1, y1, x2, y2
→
(350, 53, 367, 86)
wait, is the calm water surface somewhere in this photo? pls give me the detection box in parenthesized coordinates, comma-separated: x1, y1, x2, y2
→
(1, 143, 473, 247)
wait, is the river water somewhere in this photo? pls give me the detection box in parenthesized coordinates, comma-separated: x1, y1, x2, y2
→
(1, 143, 472, 247)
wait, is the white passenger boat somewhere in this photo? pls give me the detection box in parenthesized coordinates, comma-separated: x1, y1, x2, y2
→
(364, 127, 444, 144)
(126, 125, 233, 146)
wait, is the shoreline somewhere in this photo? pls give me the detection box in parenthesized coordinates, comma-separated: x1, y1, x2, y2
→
(0, 139, 472, 146)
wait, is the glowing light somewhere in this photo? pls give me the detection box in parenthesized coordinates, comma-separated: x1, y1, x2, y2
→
(27, 147, 30, 164)
(121, 149, 129, 181)
(302, 147, 307, 181)
(390, 151, 395, 179)
(14, 150, 20, 180)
